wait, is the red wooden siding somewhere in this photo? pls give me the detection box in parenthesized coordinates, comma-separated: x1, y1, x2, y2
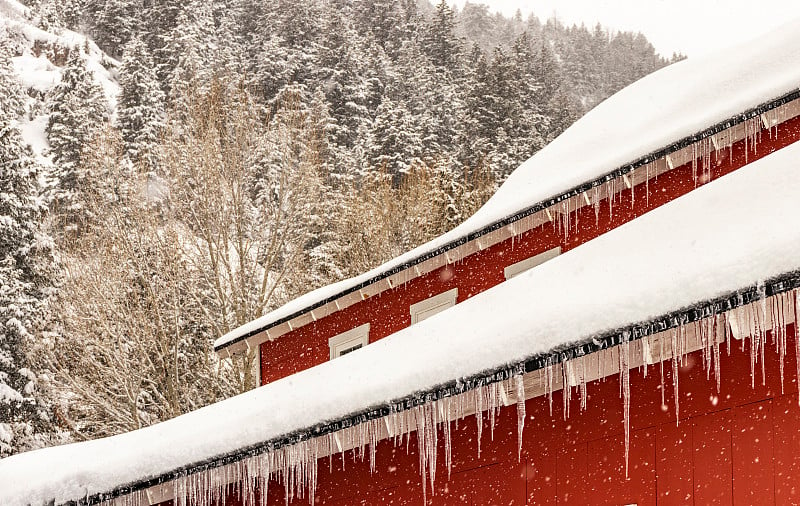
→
(192, 326, 800, 505)
(261, 115, 800, 385)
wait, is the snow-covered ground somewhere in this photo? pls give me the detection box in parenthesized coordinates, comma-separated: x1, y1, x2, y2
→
(217, 15, 800, 350)
(1, 0, 119, 163)
(4, 130, 800, 505)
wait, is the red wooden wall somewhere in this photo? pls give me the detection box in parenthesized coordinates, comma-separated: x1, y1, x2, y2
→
(215, 327, 800, 505)
(260, 115, 800, 385)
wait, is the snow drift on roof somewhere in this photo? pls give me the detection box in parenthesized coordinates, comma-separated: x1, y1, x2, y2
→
(4, 129, 800, 504)
(215, 16, 800, 350)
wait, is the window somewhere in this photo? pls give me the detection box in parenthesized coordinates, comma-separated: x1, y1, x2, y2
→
(410, 288, 458, 324)
(504, 246, 561, 280)
(328, 323, 370, 360)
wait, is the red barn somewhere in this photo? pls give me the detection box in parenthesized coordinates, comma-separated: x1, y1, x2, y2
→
(4, 19, 800, 506)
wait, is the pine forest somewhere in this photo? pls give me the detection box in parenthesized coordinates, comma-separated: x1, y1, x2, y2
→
(0, 0, 680, 456)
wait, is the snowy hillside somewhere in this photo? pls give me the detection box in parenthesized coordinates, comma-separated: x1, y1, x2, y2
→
(0, 0, 118, 164)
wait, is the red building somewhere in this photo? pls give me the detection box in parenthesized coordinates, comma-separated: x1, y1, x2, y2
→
(5, 19, 800, 506)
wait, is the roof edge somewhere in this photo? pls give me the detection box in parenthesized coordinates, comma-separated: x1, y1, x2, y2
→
(215, 87, 800, 353)
(86, 268, 800, 505)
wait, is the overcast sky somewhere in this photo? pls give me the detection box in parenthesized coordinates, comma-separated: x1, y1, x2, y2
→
(451, 0, 800, 57)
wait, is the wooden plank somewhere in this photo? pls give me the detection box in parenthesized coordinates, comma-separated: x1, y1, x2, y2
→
(772, 394, 800, 505)
(733, 399, 775, 504)
(556, 442, 588, 504)
(656, 421, 694, 505)
(587, 428, 656, 506)
(692, 409, 733, 504)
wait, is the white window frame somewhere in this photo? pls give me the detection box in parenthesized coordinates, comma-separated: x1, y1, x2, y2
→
(328, 323, 370, 360)
(504, 246, 561, 280)
(410, 288, 458, 325)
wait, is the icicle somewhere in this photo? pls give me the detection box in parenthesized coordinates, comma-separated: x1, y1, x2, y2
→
(619, 337, 631, 479)
(475, 387, 484, 457)
(442, 398, 453, 479)
(593, 185, 601, 225)
(745, 117, 751, 163)
(545, 361, 555, 416)
(578, 357, 588, 412)
(714, 314, 723, 392)
(425, 403, 438, 497)
(748, 302, 759, 388)
(607, 178, 616, 221)
(488, 383, 498, 441)
(641, 336, 650, 378)
(795, 290, 800, 407)
(369, 419, 378, 474)
(774, 294, 787, 393)
(562, 361, 571, 421)
(670, 329, 680, 424)
(680, 324, 688, 367)
(701, 320, 709, 379)
(759, 285, 768, 386)
(515, 375, 526, 461)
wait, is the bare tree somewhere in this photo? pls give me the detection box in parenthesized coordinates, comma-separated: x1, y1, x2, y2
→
(162, 80, 324, 391)
(42, 183, 238, 439)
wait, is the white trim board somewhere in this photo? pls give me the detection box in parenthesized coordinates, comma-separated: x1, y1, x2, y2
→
(410, 288, 458, 325)
(504, 247, 561, 279)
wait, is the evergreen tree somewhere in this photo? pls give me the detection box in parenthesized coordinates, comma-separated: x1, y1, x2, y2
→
(46, 49, 108, 231)
(317, 17, 370, 151)
(38, 0, 83, 31)
(423, 0, 461, 69)
(456, 3, 495, 52)
(460, 46, 494, 166)
(93, 0, 142, 57)
(36, 0, 65, 31)
(117, 36, 165, 171)
(368, 94, 423, 178)
(163, 0, 218, 95)
(352, 0, 414, 58)
(0, 44, 58, 457)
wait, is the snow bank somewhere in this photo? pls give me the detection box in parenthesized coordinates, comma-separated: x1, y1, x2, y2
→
(216, 15, 800, 350)
(5, 132, 800, 505)
(11, 53, 58, 91)
(1, 1, 119, 164)
(0, 0, 28, 21)
(16, 114, 49, 156)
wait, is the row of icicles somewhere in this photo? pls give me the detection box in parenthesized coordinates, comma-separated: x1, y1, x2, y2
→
(398, 106, 781, 283)
(549, 115, 770, 243)
(100, 287, 800, 506)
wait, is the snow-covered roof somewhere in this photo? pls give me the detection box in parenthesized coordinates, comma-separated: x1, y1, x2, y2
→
(215, 16, 800, 352)
(4, 127, 800, 505)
